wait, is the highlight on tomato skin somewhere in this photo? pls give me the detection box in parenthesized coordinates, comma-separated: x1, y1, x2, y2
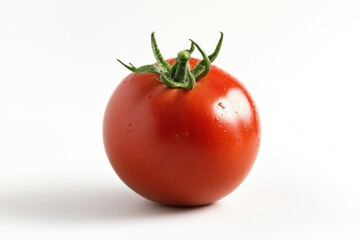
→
(103, 33, 261, 207)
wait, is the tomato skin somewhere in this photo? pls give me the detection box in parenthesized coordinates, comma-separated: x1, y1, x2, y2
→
(103, 58, 260, 206)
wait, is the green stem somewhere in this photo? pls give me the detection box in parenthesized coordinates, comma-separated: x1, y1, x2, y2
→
(174, 51, 190, 83)
(117, 32, 224, 90)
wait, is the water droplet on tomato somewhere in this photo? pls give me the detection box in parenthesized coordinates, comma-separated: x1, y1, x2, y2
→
(127, 122, 132, 126)
(218, 102, 225, 109)
(147, 95, 152, 100)
(147, 112, 154, 118)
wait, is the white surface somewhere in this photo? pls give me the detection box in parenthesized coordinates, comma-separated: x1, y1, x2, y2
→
(1, 0, 360, 239)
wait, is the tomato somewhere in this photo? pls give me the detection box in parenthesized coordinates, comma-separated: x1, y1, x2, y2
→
(103, 33, 260, 206)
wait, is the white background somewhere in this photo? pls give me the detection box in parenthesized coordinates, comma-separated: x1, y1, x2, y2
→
(1, 0, 360, 239)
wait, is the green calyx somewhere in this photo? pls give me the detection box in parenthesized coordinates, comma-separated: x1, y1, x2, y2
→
(117, 32, 224, 90)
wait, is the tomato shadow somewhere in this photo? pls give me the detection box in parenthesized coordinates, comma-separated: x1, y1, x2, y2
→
(0, 183, 215, 223)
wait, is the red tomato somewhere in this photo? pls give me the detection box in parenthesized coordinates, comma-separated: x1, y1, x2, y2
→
(103, 34, 260, 206)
